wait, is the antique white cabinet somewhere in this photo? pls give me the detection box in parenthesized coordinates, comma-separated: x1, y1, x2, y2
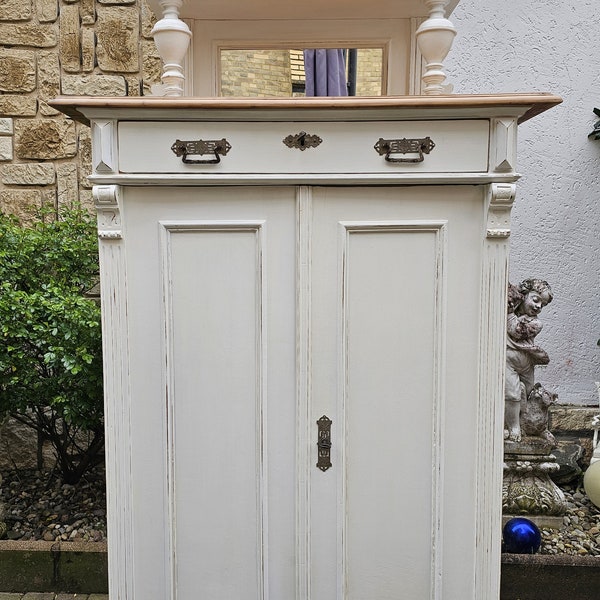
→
(52, 94, 560, 600)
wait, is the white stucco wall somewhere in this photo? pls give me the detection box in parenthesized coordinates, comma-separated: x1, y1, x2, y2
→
(446, 0, 600, 405)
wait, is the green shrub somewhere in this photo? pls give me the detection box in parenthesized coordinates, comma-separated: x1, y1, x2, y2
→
(0, 207, 103, 484)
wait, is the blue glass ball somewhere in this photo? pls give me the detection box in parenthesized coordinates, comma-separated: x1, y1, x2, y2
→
(502, 517, 542, 554)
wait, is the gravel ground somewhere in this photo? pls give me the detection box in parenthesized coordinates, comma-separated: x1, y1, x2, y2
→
(0, 465, 106, 543)
(0, 466, 599, 556)
(539, 482, 600, 556)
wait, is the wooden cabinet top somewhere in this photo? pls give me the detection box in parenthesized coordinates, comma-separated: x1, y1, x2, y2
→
(50, 93, 562, 126)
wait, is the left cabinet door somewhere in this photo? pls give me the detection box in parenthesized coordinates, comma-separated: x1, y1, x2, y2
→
(120, 186, 297, 600)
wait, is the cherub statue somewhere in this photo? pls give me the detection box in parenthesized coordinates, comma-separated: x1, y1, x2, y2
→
(504, 279, 553, 442)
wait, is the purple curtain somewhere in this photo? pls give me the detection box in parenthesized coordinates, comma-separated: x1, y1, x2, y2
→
(303, 49, 348, 97)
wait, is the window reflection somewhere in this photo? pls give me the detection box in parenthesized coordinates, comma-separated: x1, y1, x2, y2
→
(219, 48, 383, 97)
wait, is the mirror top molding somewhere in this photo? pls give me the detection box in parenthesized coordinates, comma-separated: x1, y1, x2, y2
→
(146, 0, 460, 21)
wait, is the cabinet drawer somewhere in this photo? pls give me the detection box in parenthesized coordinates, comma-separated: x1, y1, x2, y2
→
(118, 120, 489, 175)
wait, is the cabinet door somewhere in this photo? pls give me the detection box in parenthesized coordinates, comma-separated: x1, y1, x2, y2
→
(119, 184, 486, 600)
(123, 186, 298, 600)
(307, 186, 484, 600)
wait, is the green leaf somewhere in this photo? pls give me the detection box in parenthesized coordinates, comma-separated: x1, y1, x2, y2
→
(0, 206, 104, 483)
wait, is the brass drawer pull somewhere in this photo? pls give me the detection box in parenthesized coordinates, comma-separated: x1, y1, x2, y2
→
(374, 136, 435, 163)
(171, 138, 232, 164)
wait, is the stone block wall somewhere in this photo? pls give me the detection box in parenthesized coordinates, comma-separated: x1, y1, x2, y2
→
(0, 0, 160, 221)
(0, 3, 386, 221)
(550, 404, 599, 465)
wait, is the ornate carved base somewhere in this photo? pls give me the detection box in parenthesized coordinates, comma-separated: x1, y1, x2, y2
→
(503, 438, 567, 523)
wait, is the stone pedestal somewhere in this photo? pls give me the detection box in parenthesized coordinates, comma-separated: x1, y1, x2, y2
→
(503, 438, 568, 528)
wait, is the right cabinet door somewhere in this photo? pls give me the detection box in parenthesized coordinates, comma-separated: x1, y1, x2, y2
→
(307, 185, 485, 600)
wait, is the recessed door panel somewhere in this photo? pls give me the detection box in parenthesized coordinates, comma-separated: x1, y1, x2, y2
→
(344, 226, 440, 600)
(168, 225, 265, 600)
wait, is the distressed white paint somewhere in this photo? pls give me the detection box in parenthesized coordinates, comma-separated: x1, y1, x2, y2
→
(118, 120, 489, 175)
(93, 184, 134, 600)
(447, 0, 600, 405)
(416, 0, 457, 94)
(69, 97, 558, 599)
(162, 221, 268, 600)
(307, 187, 482, 599)
(475, 184, 514, 600)
(150, 0, 192, 96)
(337, 219, 446, 599)
(91, 120, 117, 174)
(94, 184, 123, 239)
(295, 186, 312, 600)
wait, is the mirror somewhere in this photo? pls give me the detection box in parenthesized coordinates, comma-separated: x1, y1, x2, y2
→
(219, 48, 384, 97)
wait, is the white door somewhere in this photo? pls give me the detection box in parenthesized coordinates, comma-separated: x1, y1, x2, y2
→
(122, 184, 485, 600)
(307, 186, 483, 600)
(124, 186, 298, 600)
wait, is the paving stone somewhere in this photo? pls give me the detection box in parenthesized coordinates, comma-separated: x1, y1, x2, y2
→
(0, 137, 13, 161)
(81, 26, 95, 72)
(0, 0, 32, 21)
(0, 118, 13, 135)
(78, 127, 93, 187)
(0, 24, 58, 48)
(56, 595, 90, 600)
(142, 38, 162, 93)
(96, 6, 139, 73)
(61, 74, 127, 96)
(37, 0, 58, 23)
(0, 593, 25, 600)
(550, 406, 599, 432)
(59, 4, 81, 73)
(87, 595, 109, 600)
(57, 163, 79, 207)
(0, 190, 42, 214)
(22, 594, 55, 600)
(0, 96, 37, 117)
(80, 0, 96, 25)
(1, 163, 55, 185)
(79, 187, 94, 211)
(125, 76, 141, 96)
(141, 0, 157, 39)
(15, 118, 77, 160)
(0, 49, 36, 93)
(37, 51, 60, 111)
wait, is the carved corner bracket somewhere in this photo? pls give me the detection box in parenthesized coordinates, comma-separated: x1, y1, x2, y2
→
(486, 183, 516, 239)
(93, 185, 123, 240)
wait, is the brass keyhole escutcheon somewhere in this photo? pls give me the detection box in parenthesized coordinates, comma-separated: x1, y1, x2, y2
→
(317, 415, 332, 472)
